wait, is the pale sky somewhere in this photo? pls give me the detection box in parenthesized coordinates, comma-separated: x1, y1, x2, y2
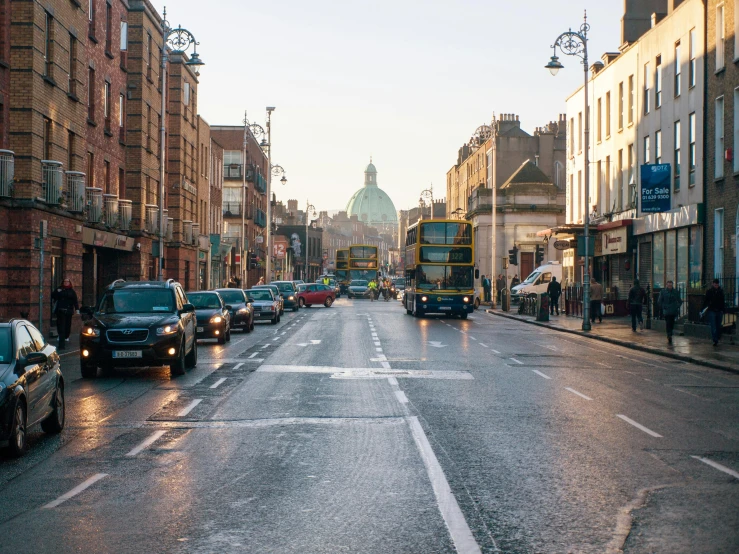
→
(156, 1, 624, 214)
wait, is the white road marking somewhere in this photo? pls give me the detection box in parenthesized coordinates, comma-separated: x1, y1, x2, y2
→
(380, 361, 391, 369)
(510, 358, 524, 365)
(616, 414, 662, 438)
(469, 336, 477, 341)
(479, 343, 488, 348)
(280, 332, 286, 336)
(691, 456, 739, 479)
(532, 370, 551, 379)
(407, 417, 483, 554)
(248, 353, 258, 359)
(42, 473, 108, 509)
(210, 378, 227, 389)
(596, 362, 612, 368)
(126, 430, 167, 457)
(258, 365, 474, 380)
(376, 347, 383, 352)
(371, 334, 378, 338)
(565, 387, 592, 401)
(491, 348, 501, 354)
(261, 344, 270, 349)
(374, 341, 381, 346)
(234, 362, 244, 369)
(427, 341, 447, 348)
(395, 390, 409, 404)
(177, 399, 203, 417)
(387, 377, 398, 386)
(229, 338, 245, 346)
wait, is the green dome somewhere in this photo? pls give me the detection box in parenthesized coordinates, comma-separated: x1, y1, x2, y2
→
(346, 159, 398, 228)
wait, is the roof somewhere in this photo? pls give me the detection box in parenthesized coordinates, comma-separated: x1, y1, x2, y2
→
(346, 160, 398, 226)
(500, 160, 554, 189)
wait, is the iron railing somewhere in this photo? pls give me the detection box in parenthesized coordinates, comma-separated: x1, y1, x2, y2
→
(166, 217, 174, 241)
(183, 220, 193, 245)
(0, 150, 14, 197)
(119, 199, 132, 231)
(191, 223, 201, 246)
(65, 171, 85, 212)
(42, 160, 64, 205)
(222, 202, 243, 216)
(86, 187, 103, 223)
(103, 194, 119, 227)
(145, 204, 158, 234)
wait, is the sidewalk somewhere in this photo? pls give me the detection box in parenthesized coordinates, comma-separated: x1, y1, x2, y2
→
(485, 308, 739, 374)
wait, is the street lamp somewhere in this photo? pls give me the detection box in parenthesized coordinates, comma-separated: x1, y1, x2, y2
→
(420, 187, 434, 220)
(305, 200, 316, 281)
(157, 8, 204, 281)
(545, 11, 592, 331)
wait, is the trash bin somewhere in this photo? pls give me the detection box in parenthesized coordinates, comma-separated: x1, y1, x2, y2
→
(501, 288, 510, 312)
(536, 292, 550, 322)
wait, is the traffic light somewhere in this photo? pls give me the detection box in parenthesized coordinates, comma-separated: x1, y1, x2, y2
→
(248, 251, 258, 270)
(508, 246, 518, 266)
(535, 245, 544, 266)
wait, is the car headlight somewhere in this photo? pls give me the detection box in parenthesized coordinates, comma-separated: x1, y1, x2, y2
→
(210, 315, 223, 323)
(238, 307, 249, 313)
(156, 325, 177, 336)
(288, 296, 295, 301)
(463, 296, 470, 303)
(421, 296, 428, 302)
(81, 326, 101, 337)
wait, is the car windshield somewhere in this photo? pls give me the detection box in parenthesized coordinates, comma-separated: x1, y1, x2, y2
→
(275, 282, 294, 293)
(217, 290, 246, 304)
(0, 328, 10, 364)
(521, 271, 541, 285)
(297, 284, 307, 292)
(247, 289, 273, 301)
(187, 293, 221, 309)
(98, 289, 175, 314)
(350, 280, 368, 286)
(393, 278, 405, 286)
(415, 265, 473, 291)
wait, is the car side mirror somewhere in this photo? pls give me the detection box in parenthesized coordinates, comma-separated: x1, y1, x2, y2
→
(24, 351, 48, 366)
(224, 304, 233, 311)
(181, 303, 195, 313)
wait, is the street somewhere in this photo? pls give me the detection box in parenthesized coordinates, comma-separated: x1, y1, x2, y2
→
(1, 299, 738, 553)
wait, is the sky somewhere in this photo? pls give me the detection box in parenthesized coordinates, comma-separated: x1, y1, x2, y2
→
(155, 0, 624, 214)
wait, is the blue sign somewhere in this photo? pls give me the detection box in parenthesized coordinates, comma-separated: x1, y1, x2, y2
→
(640, 164, 671, 213)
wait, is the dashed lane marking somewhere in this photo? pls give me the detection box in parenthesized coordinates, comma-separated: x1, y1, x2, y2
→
(532, 370, 551, 379)
(691, 456, 739, 479)
(210, 378, 227, 389)
(479, 343, 489, 348)
(248, 352, 258, 359)
(42, 473, 108, 509)
(616, 414, 663, 438)
(126, 430, 167, 457)
(565, 387, 593, 400)
(177, 399, 202, 417)
(510, 358, 524, 365)
(233, 362, 244, 369)
(257, 365, 474, 380)
(395, 390, 409, 404)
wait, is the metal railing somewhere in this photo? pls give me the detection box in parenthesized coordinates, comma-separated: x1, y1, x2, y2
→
(86, 187, 103, 223)
(145, 204, 158, 234)
(254, 207, 267, 228)
(222, 202, 242, 216)
(191, 223, 200, 246)
(42, 160, 64, 205)
(65, 171, 85, 212)
(183, 220, 193, 245)
(118, 199, 132, 231)
(467, 187, 492, 212)
(517, 293, 538, 316)
(166, 217, 174, 241)
(224, 164, 242, 179)
(0, 150, 14, 197)
(103, 194, 119, 227)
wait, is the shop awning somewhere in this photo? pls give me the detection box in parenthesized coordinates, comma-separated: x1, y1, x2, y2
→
(597, 219, 633, 231)
(537, 224, 584, 238)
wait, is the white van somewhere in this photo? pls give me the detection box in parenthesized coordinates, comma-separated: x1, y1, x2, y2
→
(511, 262, 563, 300)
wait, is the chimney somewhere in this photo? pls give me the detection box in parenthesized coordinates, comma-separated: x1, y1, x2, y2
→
(621, 0, 667, 44)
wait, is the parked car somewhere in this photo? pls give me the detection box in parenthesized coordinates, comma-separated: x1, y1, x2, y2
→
(0, 319, 64, 457)
(392, 278, 405, 300)
(347, 279, 370, 299)
(271, 281, 299, 311)
(187, 291, 231, 344)
(252, 285, 284, 315)
(511, 262, 563, 302)
(79, 279, 198, 377)
(245, 288, 281, 324)
(213, 289, 254, 333)
(297, 283, 335, 308)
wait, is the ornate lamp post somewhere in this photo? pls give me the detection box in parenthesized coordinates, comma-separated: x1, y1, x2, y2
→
(545, 12, 592, 331)
(158, 9, 204, 280)
(420, 187, 434, 220)
(305, 200, 316, 281)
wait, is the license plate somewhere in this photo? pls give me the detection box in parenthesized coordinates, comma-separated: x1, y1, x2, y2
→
(113, 350, 142, 358)
(440, 307, 452, 311)
(196, 326, 204, 332)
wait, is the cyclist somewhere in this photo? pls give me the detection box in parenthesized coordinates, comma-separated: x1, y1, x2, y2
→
(368, 279, 378, 301)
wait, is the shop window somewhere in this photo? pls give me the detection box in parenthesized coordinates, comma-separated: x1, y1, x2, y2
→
(677, 228, 689, 289)
(714, 208, 724, 277)
(689, 226, 702, 287)
(665, 230, 676, 285)
(652, 232, 665, 289)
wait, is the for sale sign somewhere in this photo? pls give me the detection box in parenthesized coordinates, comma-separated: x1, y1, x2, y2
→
(640, 164, 671, 213)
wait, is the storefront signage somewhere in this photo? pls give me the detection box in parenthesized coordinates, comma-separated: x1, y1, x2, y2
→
(82, 228, 135, 251)
(553, 240, 572, 251)
(640, 164, 671, 213)
(273, 239, 288, 259)
(600, 226, 628, 255)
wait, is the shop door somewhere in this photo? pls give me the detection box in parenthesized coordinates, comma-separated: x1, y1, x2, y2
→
(638, 241, 652, 287)
(520, 252, 534, 281)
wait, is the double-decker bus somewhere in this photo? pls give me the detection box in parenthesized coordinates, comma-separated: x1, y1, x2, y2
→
(348, 244, 379, 282)
(335, 248, 350, 293)
(403, 219, 476, 318)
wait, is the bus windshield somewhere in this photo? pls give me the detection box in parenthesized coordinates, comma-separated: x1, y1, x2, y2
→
(349, 246, 377, 258)
(415, 265, 473, 291)
(349, 269, 377, 281)
(419, 222, 472, 245)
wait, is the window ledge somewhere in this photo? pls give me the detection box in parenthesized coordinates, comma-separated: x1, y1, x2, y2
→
(627, 122, 634, 129)
(0, 59, 9, 69)
(714, 177, 725, 184)
(42, 75, 57, 87)
(87, 118, 97, 127)
(88, 33, 98, 44)
(715, 66, 726, 75)
(104, 128, 113, 137)
(71, 0, 81, 6)
(105, 50, 114, 60)
(67, 92, 79, 102)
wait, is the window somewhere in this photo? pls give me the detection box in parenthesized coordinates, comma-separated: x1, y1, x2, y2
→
(605, 155, 611, 211)
(715, 97, 724, 179)
(596, 160, 602, 211)
(674, 41, 681, 97)
(119, 93, 125, 141)
(628, 75, 634, 124)
(617, 149, 624, 211)
(578, 112, 582, 152)
(15, 326, 36, 360)
(43, 117, 52, 161)
(184, 82, 190, 106)
(734, 88, 739, 173)
(644, 136, 650, 164)
(715, 208, 724, 276)
(689, 112, 696, 186)
(628, 144, 635, 206)
(87, 151, 94, 187)
(68, 33, 77, 96)
(119, 167, 125, 198)
(120, 21, 127, 51)
(105, 2, 112, 53)
(689, 28, 696, 88)
(44, 12, 54, 78)
(618, 81, 624, 130)
(88, 0, 96, 39)
(104, 80, 111, 131)
(569, 117, 574, 154)
(655, 130, 662, 164)
(605, 92, 611, 137)
(87, 67, 95, 121)
(643, 62, 650, 115)
(717, 3, 725, 70)
(597, 97, 602, 141)
(674, 120, 681, 190)
(146, 32, 152, 79)
(568, 175, 574, 221)
(67, 131, 75, 170)
(577, 170, 582, 221)
(104, 160, 110, 194)
(656, 55, 662, 108)
(145, 104, 151, 150)
(653, 233, 665, 289)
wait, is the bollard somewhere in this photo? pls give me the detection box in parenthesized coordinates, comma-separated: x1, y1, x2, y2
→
(502, 288, 510, 312)
(536, 292, 550, 322)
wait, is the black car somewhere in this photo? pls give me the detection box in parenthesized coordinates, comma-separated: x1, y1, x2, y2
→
(187, 291, 232, 344)
(245, 289, 281, 324)
(79, 279, 198, 377)
(271, 281, 299, 311)
(213, 289, 254, 332)
(0, 319, 65, 457)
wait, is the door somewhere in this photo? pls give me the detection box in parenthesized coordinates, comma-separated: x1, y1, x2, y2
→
(520, 252, 534, 282)
(306, 284, 318, 304)
(14, 325, 44, 425)
(27, 324, 56, 422)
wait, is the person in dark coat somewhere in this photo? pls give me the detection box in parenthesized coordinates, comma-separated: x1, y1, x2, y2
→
(496, 274, 505, 304)
(510, 274, 521, 289)
(481, 275, 491, 303)
(627, 279, 647, 332)
(703, 279, 725, 346)
(657, 280, 682, 344)
(547, 276, 562, 315)
(51, 278, 79, 350)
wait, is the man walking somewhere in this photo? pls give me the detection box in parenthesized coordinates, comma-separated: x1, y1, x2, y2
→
(590, 278, 603, 323)
(481, 275, 491, 303)
(51, 278, 79, 350)
(547, 276, 561, 315)
(627, 279, 647, 332)
(658, 280, 682, 344)
(496, 274, 505, 304)
(703, 279, 725, 346)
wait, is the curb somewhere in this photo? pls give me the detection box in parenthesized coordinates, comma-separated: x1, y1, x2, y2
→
(485, 309, 739, 375)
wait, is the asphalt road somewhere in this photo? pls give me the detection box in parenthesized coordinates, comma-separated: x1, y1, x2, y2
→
(1, 298, 737, 553)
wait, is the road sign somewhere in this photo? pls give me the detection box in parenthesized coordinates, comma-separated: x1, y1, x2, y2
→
(553, 240, 572, 251)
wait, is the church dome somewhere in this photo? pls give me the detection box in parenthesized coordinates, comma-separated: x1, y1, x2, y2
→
(346, 159, 398, 228)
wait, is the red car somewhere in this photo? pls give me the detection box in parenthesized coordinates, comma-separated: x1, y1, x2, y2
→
(297, 283, 335, 308)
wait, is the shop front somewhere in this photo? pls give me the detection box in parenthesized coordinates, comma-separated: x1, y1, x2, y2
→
(594, 221, 634, 317)
(81, 228, 138, 307)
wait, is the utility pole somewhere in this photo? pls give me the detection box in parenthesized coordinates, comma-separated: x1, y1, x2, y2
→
(38, 221, 47, 332)
(241, 111, 248, 288)
(491, 114, 497, 308)
(265, 107, 275, 282)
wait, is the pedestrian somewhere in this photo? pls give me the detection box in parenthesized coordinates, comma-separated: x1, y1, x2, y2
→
(481, 275, 491, 303)
(703, 279, 725, 346)
(590, 278, 603, 323)
(547, 276, 561, 315)
(627, 279, 647, 332)
(496, 274, 505, 303)
(367, 279, 378, 301)
(510, 274, 520, 289)
(657, 280, 682, 344)
(227, 276, 237, 288)
(51, 278, 79, 350)
(257, 276, 265, 286)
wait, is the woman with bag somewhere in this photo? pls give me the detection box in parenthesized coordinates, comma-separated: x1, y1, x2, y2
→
(51, 278, 79, 350)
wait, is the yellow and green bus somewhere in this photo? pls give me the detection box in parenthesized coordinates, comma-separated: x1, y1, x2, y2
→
(348, 244, 379, 282)
(335, 248, 350, 293)
(403, 219, 476, 318)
